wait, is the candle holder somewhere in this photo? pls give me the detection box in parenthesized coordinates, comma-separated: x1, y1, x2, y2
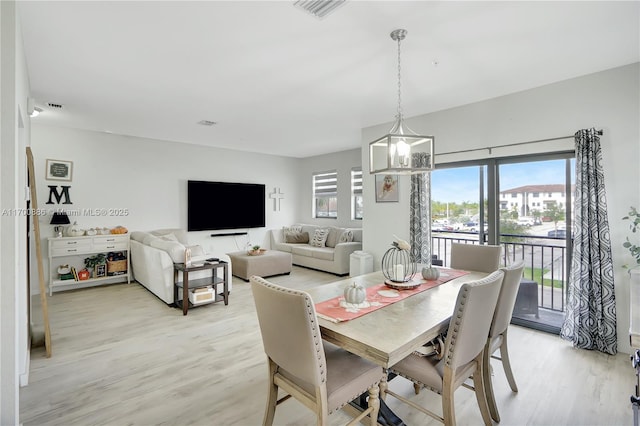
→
(381, 242, 416, 283)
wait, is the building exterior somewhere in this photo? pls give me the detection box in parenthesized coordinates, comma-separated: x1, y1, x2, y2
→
(499, 184, 575, 217)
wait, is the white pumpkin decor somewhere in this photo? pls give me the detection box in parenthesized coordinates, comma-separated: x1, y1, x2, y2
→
(67, 221, 84, 237)
(421, 267, 440, 281)
(344, 282, 366, 304)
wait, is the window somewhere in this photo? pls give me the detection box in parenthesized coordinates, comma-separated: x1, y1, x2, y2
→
(351, 168, 363, 220)
(313, 171, 337, 218)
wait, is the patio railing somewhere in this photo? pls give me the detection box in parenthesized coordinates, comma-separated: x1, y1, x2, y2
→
(431, 231, 569, 313)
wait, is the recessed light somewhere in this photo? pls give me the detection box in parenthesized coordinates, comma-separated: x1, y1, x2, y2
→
(30, 107, 43, 118)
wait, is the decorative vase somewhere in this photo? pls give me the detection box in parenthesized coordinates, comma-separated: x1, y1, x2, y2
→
(421, 267, 440, 281)
(344, 282, 366, 304)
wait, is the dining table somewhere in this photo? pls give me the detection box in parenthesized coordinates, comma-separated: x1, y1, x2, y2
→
(307, 267, 489, 369)
(306, 266, 489, 425)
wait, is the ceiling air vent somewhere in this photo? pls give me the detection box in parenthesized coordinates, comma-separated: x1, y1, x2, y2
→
(293, 0, 346, 19)
(47, 102, 64, 109)
(197, 120, 217, 126)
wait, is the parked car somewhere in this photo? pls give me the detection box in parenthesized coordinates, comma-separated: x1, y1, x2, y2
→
(517, 217, 535, 226)
(547, 229, 567, 238)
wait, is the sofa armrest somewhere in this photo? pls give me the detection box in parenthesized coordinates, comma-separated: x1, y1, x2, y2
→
(334, 241, 362, 257)
(334, 241, 362, 269)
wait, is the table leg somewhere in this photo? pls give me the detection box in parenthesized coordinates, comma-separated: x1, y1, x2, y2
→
(182, 270, 189, 316)
(380, 369, 388, 401)
(223, 263, 229, 305)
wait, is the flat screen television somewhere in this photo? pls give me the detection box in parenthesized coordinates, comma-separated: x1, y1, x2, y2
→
(188, 180, 266, 231)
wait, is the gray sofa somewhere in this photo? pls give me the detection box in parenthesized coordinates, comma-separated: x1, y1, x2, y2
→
(269, 224, 362, 275)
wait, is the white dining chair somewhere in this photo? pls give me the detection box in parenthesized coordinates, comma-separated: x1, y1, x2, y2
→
(483, 259, 526, 422)
(250, 275, 384, 426)
(450, 242, 501, 273)
(385, 270, 505, 426)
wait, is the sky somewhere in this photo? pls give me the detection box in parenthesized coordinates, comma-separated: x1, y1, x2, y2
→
(431, 158, 576, 203)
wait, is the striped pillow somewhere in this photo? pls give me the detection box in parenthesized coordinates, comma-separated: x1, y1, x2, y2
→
(309, 228, 329, 247)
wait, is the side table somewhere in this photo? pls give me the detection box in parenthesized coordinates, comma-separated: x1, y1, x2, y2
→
(174, 260, 228, 315)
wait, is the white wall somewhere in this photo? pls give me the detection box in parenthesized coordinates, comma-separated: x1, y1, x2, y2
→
(1, 0, 31, 423)
(30, 125, 301, 287)
(296, 148, 362, 228)
(362, 63, 640, 355)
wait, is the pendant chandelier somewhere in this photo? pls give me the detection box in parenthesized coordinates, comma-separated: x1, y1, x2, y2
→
(369, 29, 435, 175)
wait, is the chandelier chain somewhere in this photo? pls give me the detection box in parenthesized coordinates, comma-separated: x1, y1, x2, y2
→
(396, 36, 403, 120)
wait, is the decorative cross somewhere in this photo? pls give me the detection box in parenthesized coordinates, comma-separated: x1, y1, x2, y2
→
(269, 187, 285, 211)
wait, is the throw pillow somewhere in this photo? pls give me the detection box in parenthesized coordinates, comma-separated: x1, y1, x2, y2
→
(309, 228, 329, 247)
(285, 231, 309, 244)
(161, 233, 178, 242)
(282, 225, 303, 240)
(338, 229, 354, 243)
(325, 227, 345, 248)
(149, 239, 187, 263)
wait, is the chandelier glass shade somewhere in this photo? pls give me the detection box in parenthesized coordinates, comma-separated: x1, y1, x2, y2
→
(369, 29, 434, 175)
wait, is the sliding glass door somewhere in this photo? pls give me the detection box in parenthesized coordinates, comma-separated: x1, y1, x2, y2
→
(431, 153, 575, 334)
(497, 156, 574, 333)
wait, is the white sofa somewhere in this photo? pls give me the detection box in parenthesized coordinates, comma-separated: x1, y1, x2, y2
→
(269, 224, 362, 275)
(130, 228, 232, 305)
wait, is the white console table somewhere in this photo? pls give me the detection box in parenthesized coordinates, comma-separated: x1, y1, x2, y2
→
(48, 234, 131, 295)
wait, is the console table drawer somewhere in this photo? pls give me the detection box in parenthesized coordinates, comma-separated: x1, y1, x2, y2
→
(95, 235, 128, 244)
(51, 246, 89, 256)
(93, 241, 128, 251)
(49, 238, 91, 250)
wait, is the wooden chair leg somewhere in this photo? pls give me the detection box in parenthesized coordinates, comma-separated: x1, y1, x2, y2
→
(263, 361, 278, 426)
(472, 355, 493, 426)
(483, 342, 500, 422)
(500, 332, 518, 392)
(442, 368, 456, 426)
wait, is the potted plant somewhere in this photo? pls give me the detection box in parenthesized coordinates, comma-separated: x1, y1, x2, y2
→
(623, 206, 640, 270)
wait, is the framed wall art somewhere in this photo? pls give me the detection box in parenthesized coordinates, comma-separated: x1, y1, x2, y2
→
(46, 159, 73, 181)
(375, 174, 399, 203)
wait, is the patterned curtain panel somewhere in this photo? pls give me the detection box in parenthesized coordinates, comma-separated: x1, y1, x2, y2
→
(410, 153, 431, 264)
(560, 128, 617, 355)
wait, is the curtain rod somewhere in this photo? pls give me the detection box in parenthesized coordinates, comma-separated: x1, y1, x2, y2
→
(435, 129, 603, 157)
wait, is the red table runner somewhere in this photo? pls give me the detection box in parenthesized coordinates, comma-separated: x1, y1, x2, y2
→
(315, 268, 470, 323)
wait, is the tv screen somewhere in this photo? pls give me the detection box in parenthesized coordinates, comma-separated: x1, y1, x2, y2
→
(188, 180, 266, 231)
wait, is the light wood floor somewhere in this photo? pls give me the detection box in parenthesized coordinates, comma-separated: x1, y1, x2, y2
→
(22, 266, 633, 425)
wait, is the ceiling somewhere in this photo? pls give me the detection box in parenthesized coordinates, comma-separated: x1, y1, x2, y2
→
(18, 1, 640, 158)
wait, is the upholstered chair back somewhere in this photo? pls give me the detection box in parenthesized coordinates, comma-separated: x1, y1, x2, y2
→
(250, 276, 326, 387)
(490, 260, 526, 339)
(443, 270, 504, 371)
(450, 243, 502, 273)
